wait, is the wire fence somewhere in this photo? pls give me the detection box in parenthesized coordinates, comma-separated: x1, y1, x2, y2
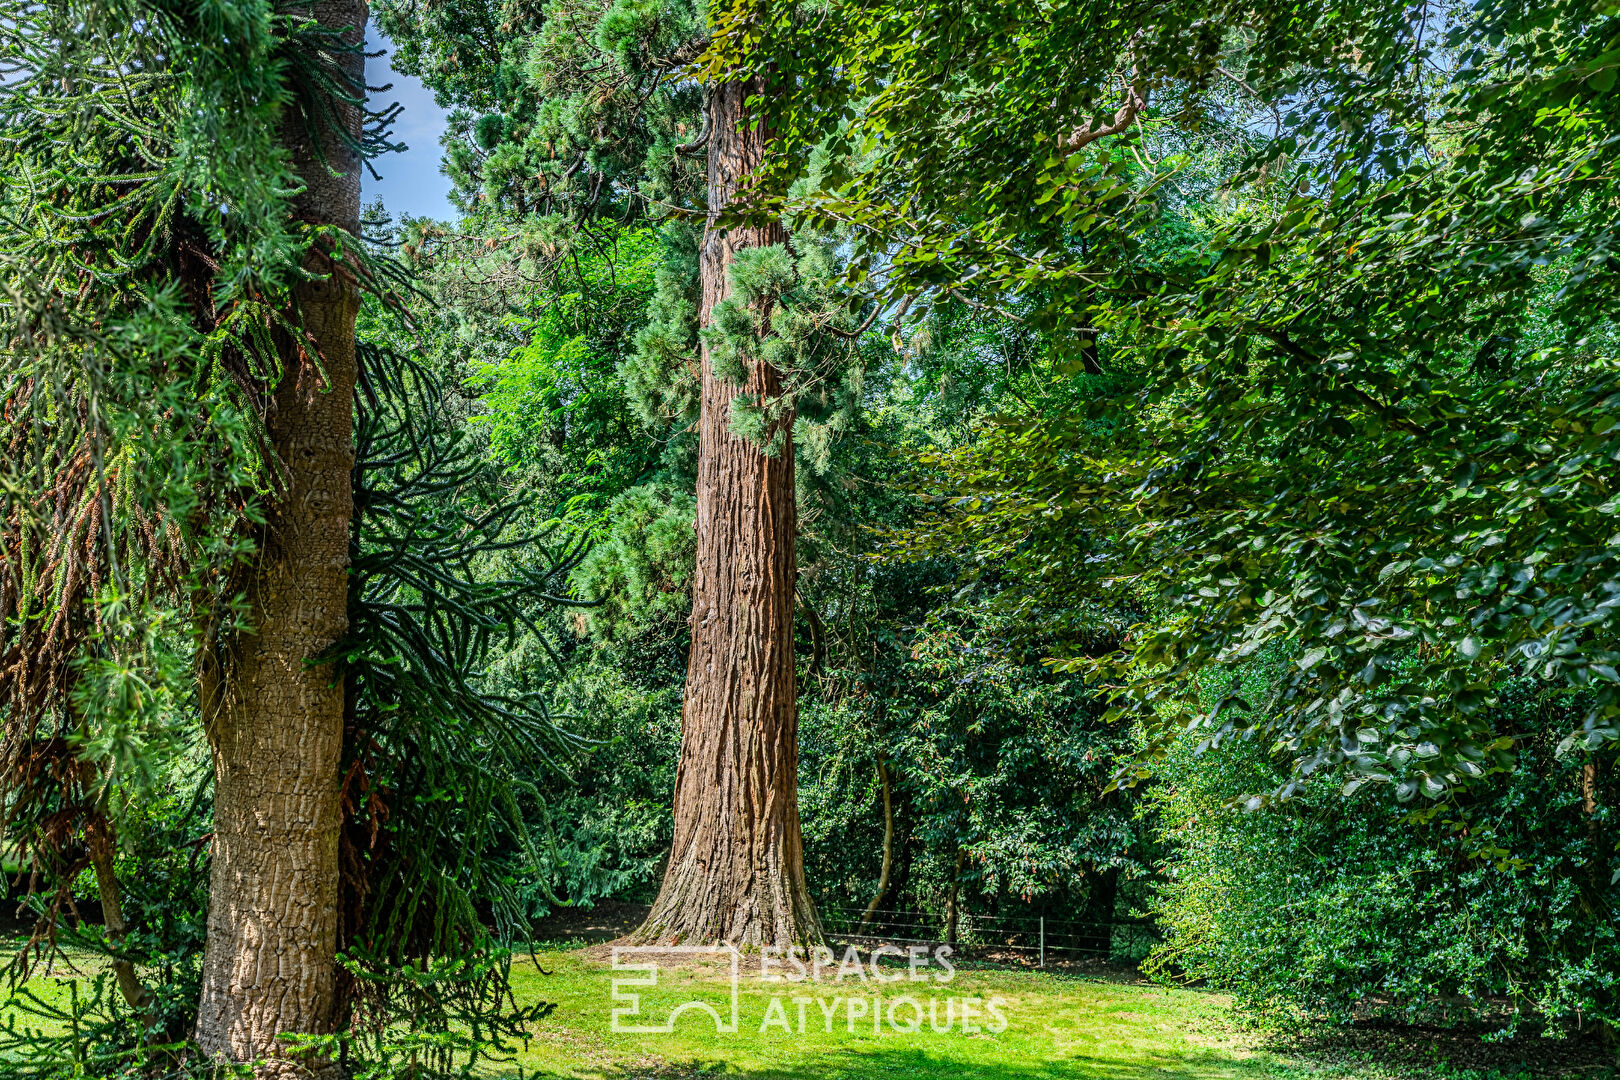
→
(817, 904, 1157, 967)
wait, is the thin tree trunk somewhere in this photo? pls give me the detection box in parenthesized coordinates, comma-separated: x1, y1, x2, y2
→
(1079, 292, 1102, 375)
(1583, 756, 1608, 892)
(630, 77, 821, 950)
(73, 735, 149, 1022)
(83, 808, 150, 1022)
(945, 847, 965, 948)
(1085, 865, 1119, 955)
(195, 1, 366, 1071)
(796, 586, 826, 680)
(858, 758, 894, 929)
(1580, 757, 1613, 1045)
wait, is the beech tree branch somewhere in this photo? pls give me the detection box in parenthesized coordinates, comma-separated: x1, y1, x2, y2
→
(827, 293, 913, 339)
(646, 36, 707, 72)
(1062, 38, 1149, 151)
(948, 287, 1025, 323)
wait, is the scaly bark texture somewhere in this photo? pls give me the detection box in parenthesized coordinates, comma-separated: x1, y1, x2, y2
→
(630, 78, 822, 949)
(195, 1, 366, 1072)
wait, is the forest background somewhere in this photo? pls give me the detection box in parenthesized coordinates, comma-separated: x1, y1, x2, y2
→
(0, 0, 1616, 1073)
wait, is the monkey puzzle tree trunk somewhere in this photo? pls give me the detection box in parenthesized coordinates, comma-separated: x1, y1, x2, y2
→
(630, 77, 821, 949)
(195, 1, 365, 1072)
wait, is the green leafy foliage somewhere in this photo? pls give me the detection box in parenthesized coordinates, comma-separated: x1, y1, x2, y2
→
(531, 660, 684, 912)
(475, 226, 667, 511)
(1149, 679, 1619, 1029)
(796, 594, 1146, 926)
(0, 0, 306, 772)
(16, 0, 1613, 1055)
(0, 973, 210, 1080)
(838, 0, 1620, 806)
(674, 0, 1620, 1028)
(340, 311, 596, 963)
(0, 0, 596, 1051)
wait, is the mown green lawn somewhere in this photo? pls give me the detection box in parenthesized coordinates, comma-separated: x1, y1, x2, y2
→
(503, 946, 1302, 1080)
(8, 943, 1588, 1080)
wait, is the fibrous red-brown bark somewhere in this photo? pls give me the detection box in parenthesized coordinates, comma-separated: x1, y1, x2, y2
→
(630, 78, 821, 949)
(195, 2, 366, 1072)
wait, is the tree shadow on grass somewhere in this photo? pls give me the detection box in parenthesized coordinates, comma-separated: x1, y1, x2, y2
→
(1263, 1025, 1618, 1080)
(538, 1043, 1299, 1080)
(523, 1034, 1620, 1080)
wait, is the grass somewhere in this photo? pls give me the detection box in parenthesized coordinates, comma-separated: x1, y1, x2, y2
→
(6, 941, 1615, 1080)
(498, 945, 1317, 1080)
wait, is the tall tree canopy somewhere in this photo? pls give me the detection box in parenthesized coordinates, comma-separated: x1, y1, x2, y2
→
(4, 0, 1618, 1066)
(705, 0, 1620, 810)
(2, 0, 579, 1071)
(378, 0, 887, 948)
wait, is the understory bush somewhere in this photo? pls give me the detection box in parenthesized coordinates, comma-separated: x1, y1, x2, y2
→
(1148, 681, 1619, 1032)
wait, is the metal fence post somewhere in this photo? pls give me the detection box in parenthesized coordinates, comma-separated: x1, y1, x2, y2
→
(1039, 916, 1045, 968)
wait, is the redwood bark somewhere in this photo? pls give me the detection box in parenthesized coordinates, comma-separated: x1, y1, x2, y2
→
(630, 78, 821, 949)
(195, 2, 366, 1072)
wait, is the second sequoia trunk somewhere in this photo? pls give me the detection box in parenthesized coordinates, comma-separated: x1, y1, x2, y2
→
(630, 77, 821, 949)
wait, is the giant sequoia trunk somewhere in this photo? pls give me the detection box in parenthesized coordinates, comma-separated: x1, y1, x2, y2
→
(630, 78, 821, 949)
(195, 1, 366, 1071)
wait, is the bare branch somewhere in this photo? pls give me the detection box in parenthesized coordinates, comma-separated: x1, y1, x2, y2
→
(826, 293, 913, 339)
(674, 103, 711, 156)
(1062, 36, 1150, 151)
(948, 287, 1024, 324)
